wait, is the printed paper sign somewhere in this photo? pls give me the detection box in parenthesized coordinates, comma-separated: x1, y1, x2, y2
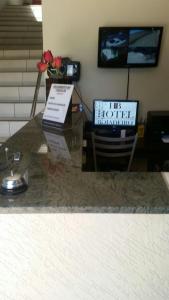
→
(43, 84, 74, 124)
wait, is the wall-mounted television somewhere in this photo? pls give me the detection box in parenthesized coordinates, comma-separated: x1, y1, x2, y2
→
(93, 99, 139, 130)
(98, 26, 163, 68)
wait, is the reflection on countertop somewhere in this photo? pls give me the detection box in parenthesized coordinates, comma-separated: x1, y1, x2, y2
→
(0, 112, 169, 213)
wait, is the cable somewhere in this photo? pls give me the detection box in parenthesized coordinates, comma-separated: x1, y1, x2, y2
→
(74, 83, 92, 115)
(126, 68, 130, 100)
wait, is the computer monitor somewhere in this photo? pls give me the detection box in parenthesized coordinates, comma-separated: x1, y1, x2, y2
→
(93, 99, 139, 130)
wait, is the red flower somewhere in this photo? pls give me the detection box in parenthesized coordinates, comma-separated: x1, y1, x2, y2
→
(43, 50, 53, 63)
(52, 56, 62, 69)
(37, 62, 48, 72)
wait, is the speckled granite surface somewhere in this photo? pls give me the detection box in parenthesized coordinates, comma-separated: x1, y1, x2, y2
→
(0, 113, 169, 213)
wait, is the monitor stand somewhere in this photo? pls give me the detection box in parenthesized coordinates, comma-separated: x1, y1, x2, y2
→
(95, 127, 121, 137)
(94, 127, 135, 137)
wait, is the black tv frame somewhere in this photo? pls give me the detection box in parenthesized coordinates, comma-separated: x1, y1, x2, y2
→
(98, 26, 163, 68)
(93, 99, 139, 131)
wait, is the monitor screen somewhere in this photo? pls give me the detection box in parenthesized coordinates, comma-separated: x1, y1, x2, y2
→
(98, 27, 163, 68)
(93, 99, 139, 129)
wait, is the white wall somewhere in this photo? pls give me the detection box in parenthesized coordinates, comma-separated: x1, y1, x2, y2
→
(42, 0, 169, 119)
(0, 214, 169, 300)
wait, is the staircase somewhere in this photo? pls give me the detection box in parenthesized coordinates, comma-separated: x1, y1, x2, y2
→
(0, 4, 45, 144)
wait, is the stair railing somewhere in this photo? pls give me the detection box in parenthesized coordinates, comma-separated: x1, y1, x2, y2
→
(30, 54, 43, 119)
(30, 71, 42, 118)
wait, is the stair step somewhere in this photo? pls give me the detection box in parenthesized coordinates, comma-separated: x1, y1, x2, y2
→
(0, 119, 29, 138)
(0, 4, 43, 134)
(0, 59, 40, 72)
(0, 102, 45, 117)
(0, 99, 45, 103)
(0, 37, 42, 45)
(0, 7, 34, 12)
(1, 5, 34, 10)
(1, 7, 33, 10)
(0, 49, 42, 59)
(0, 16, 37, 21)
(0, 116, 30, 121)
(3, 5, 35, 10)
(0, 31, 42, 38)
(0, 72, 44, 86)
(0, 45, 42, 50)
(0, 21, 42, 26)
(0, 86, 45, 101)
(0, 26, 42, 32)
(0, 12, 34, 17)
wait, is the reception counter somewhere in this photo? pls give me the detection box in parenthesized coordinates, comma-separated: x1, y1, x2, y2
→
(0, 113, 169, 300)
(0, 112, 169, 213)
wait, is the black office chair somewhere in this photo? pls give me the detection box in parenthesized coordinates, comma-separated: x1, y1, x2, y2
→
(92, 132, 138, 172)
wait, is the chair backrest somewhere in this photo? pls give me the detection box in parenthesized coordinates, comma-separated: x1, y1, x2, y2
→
(91, 132, 138, 171)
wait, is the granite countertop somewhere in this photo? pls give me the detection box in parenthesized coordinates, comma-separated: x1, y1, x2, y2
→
(0, 112, 169, 213)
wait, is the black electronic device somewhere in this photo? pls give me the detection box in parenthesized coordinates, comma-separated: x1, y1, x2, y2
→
(65, 61, 80, 81)
(146, 111, 169, 143)
(146, 111, 169, 171)
(93, 99, 139, 131)
(48, 58, 80, 82)
(98, 26, 163, 68)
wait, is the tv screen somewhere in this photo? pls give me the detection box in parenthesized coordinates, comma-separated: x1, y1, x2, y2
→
(98, 27, 163, 68)
(93, 99, 139, 129)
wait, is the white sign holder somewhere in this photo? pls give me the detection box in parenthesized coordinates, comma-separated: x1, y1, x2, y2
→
(42, 83, 74, 130)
